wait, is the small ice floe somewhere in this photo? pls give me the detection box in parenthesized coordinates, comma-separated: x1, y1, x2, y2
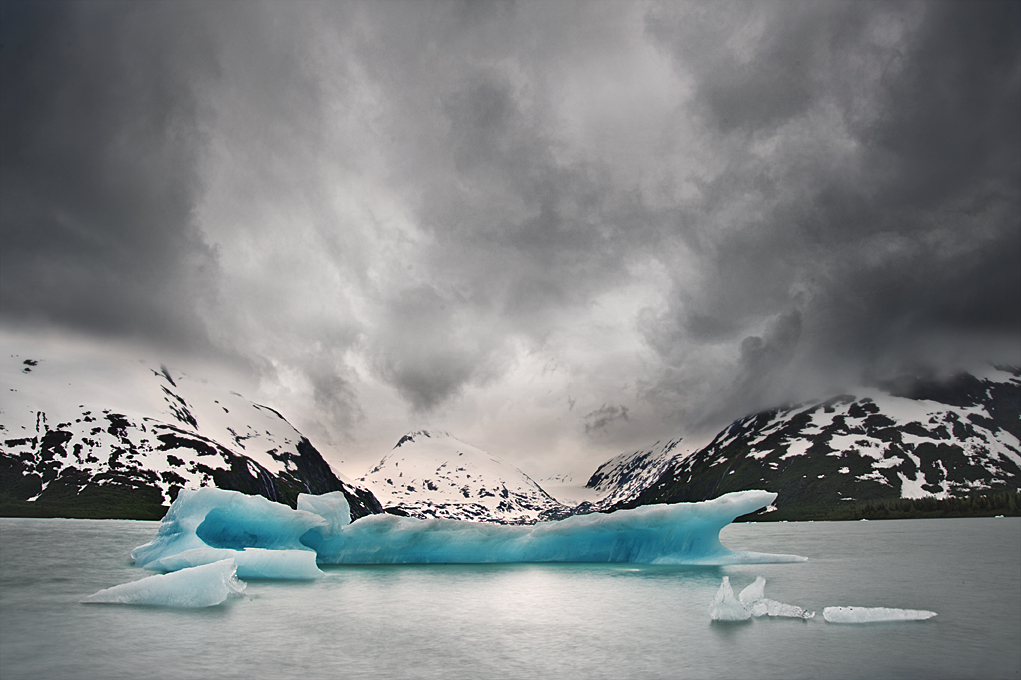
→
(708, 576, 751, 621)
(81, 559, 246, 608)
(738, 576, 815, 619)
(823, 606, 937, 623)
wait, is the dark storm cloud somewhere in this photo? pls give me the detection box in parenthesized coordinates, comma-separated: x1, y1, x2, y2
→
(0, 1, 217, 348)
(368, 284, 511, 412)
(346, 20, 663, 412)
(641, 0, 1021, 428)
(2, 1, 1017, 469)
(584, 404, 630, 435)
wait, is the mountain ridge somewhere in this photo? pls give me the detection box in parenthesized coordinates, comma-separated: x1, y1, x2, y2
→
(0, 347, 382, 519)
(596, 367, 1021, 520)
(358, 429, 569, 524)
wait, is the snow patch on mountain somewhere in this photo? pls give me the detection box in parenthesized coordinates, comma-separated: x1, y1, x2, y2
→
(0, 339, 380, 516)
(358, 430, 568, 524)
(584, 438, 694, 508)
(611, 367, 1021, 513)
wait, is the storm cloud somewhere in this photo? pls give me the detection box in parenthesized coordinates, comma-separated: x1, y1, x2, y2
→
(1, 0, 1018, 475)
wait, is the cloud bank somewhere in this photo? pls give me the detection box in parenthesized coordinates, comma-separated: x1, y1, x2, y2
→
(2, 0, 1018, 475)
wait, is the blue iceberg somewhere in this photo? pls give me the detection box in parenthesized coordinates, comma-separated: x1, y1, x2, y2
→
(131, 488, 327, 568)
(131, 488, 805, 568)
(297, 491, 351, 538)
(82, 559, 246, 607)
(304, 490, 805, 564)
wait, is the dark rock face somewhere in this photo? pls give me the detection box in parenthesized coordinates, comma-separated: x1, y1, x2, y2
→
(583, 438, 687, 510)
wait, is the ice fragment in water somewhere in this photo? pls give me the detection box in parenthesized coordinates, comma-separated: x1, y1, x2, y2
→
(146, 548, 323, 579)
(81, 559, 246, 608)
(823, 606, 937, 623)
(709, 577, 751, 621)
(738, 576, 815, 619)
(738, 576, 766, 606)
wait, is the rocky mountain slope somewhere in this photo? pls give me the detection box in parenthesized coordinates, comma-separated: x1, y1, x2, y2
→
(358, 430, 568, 523)
(584, 437, 692, 509)
(0, 345, 381, 519)
(604, 367, 1021, 520)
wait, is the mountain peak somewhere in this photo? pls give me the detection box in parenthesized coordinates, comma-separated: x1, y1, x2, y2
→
(393, 430, 454, 449)
(361, 431, 567, 524)
(0, 344, 383, 519)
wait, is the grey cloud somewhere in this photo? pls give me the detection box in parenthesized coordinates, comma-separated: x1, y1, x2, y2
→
(2, 1, 1016, 466)
(306, 354, 362, 432)
(369, 285, 510, 412)
(584, 404, 630, 435)
(648, 1, 874, 134)
(0, 1, 219, 349)
(638, 0, 1020, 429)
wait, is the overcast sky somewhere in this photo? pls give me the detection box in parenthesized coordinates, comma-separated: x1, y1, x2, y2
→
(2, 0, 1018, 479)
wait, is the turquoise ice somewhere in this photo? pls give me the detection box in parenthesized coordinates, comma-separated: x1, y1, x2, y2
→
(131, 487, 806, 569)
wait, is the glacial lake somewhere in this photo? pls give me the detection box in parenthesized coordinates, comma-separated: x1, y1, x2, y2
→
(1, 516, 1018, 679)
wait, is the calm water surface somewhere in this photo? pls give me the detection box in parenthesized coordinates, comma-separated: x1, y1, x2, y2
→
(1, 517, 1018, 679)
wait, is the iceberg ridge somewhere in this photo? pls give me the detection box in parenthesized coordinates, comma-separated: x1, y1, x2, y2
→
(131, 488, 805, 567)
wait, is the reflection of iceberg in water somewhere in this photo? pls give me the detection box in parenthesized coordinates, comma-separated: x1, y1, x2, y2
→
(131, 488, 806, 568)
(82, 559, 246, 607)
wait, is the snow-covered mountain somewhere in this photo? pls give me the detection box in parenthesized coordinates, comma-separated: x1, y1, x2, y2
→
(358, 430, 569, 524)
(604, 367, 1021, 518)
(0, 344, 382, 519)
(584, 437, 692, 509)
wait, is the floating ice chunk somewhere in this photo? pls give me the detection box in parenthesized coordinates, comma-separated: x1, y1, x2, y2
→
(709, 577, 751, 621)
(81, 559, 246, 608)
(738, 576, 815, 619)
(753, 600, 815, 619)
(823, 606, 937, 623)
(303, 490, 807, 565)
(131, 488, 325, 568)
(297, 491, 351, 539)
(147, 548, 323, 579)
(739, 576, 766, 606)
